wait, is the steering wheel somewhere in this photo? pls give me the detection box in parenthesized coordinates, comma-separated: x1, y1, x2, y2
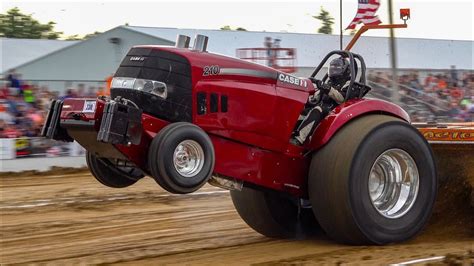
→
(309, 77, 331, 95)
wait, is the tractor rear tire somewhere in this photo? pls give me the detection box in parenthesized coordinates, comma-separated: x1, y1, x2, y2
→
(309, 115, 437, 245)
(86, 152, 143, 188)
(230, 186, 318, 239)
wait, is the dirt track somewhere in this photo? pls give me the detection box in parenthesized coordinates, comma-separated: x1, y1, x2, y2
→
(1, 170, 473, 265)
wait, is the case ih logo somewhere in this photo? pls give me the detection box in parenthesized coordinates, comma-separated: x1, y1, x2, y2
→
(278, 73, 307, 87)
(129, 56, 145, 62)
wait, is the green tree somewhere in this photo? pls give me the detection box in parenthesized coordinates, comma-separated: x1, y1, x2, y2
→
(313, 7, 334, 34)
(220, 25, 247, 31)
(220, 25, 232, 30)
(83, 31, 101, 39)
(0, 7, 62, 39)
(65, 34, 81, 41)
(65, 31, 101, 41)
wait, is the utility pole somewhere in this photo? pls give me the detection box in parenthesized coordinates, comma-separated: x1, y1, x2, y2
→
(340, 0, 343, 50)
(388, 0, 400, 104)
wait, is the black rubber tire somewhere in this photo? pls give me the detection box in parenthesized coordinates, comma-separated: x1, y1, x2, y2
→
(309, 115, 437, 245)
(147, 122, 188, 193)
(148, 122, 215, 194)
(230, 186, 319, 239)
(86, 152, 143, 188)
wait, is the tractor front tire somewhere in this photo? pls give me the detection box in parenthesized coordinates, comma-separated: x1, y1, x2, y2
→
(309, 115, 437, 245)
(148, 122, 215, 194)
(86, 152, 143, 188)
(230, 186, 318, 239)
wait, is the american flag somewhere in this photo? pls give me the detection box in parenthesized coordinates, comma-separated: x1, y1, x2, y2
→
(346, 0, 382, 30)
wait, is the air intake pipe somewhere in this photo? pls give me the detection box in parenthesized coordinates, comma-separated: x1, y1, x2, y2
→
(176, 35, 191, 48)
(192, 34, 209, 52)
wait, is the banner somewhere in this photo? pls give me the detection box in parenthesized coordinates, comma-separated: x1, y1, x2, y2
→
(0, 138, 85, 159)
(15, 138, 31, 157)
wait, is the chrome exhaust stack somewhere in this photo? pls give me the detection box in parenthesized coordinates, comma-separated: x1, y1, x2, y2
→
(175, 35, 191, 48)
(192, 34, 209, 52)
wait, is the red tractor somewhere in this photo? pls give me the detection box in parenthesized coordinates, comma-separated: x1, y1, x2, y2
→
(42, 34, 437, 245)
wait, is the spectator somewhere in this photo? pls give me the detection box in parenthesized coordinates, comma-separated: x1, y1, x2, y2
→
(0, 86, 9, 99)
(450, 65, 458, 87)
(77, 83, 86, 97)
(457, 103, 470, 121)
(87, 86, 97, 97)
(0, 121, 22, 138)
(264, 37, 272, 57)
(23, 83, 36, 107)
(263, 37, 273, 67)
(368, 69, 473, 122)
(60, 89, 76, 100)
(7, 69, 22, 96)
(437, 75, 448, 90)
(447, 102, 460, 118)
(0, 69, 471, 139)
(0, 104, 14, 124)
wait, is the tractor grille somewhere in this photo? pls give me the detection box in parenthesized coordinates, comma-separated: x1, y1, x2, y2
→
(112, 48, 192, 122)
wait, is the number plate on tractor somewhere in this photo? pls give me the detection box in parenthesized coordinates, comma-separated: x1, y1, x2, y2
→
(83, 100, 97, 113)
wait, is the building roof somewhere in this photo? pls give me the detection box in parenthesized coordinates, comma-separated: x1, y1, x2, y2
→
(0, 38, 79, 74)
(124, 26, 473, 70)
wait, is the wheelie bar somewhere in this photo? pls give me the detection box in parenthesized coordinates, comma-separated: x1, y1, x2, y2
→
(41, 100, 73, 142)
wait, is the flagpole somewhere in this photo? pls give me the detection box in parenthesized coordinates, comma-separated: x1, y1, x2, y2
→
(340, 0, 343, 50)
(388, 0, 400, 105)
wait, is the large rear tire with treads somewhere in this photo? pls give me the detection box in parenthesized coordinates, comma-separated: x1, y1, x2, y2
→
(86, 152, 143, 188)
(231, 186, 319, 239)
(309, 115, 437, 245)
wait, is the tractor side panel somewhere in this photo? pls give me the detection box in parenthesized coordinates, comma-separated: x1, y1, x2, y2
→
(193, 79, 282, 151)
(211, 135, 309, 196)
(307, 98, 410, 150)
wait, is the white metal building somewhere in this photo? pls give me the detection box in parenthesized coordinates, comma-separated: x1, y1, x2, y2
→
(0, 38, 78, 73)
(2, 25, 472, 92)
(125, 26, 473, 70)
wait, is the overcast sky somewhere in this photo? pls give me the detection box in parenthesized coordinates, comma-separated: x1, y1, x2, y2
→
(2, 0, 473, 40)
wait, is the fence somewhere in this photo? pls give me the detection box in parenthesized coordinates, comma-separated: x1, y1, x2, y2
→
(0, 137, 85, 160)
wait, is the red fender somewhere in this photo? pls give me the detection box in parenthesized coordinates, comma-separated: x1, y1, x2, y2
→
(307, 98, 410, 150)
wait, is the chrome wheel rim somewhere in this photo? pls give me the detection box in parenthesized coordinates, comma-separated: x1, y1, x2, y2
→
(368, 149, 419, 219)
(173, 140, 204, 178)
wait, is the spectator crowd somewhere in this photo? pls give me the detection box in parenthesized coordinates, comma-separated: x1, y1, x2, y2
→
(368, 68, 473, 122)
(0, 70, 105, 138)
(1, 68, 473, 139)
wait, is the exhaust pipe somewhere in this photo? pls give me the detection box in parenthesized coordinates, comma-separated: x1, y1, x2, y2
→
(192, 34, 209, 52)
(175, 35, 191, 48)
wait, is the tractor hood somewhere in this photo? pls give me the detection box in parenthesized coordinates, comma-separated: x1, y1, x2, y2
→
(111, 45, 312, 123)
